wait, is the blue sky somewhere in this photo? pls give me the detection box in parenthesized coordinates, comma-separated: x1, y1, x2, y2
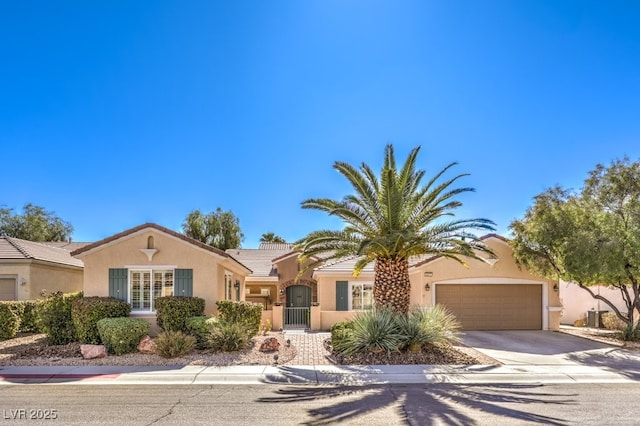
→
(2, 1, 639, 248)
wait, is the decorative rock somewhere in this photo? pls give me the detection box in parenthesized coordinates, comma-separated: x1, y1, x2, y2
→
(80, 344, 107, 359)
(259, 337, 280, 352)
(137, 335, 157, 354)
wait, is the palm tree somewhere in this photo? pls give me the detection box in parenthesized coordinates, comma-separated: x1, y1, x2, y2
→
(296, 145, 496, 314)
(260, 232, 286, 243)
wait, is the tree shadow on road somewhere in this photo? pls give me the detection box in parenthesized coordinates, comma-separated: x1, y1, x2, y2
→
(567, 348, 640, 381)
(257, 383, 576, 425)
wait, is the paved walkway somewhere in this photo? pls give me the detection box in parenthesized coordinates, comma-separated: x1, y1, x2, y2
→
(283, 331, 332, 365)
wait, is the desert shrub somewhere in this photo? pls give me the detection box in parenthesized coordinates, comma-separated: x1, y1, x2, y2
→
(155, 296, 205, 332)
(208, 321, 250, 352)
(0, 303, 20, 340)
(18, 300, 40, 333)
(601, 312, 626, 331)
(72, 297, 131, 344)
(215, 301, 263, 338)
(97, 317, 150, 355)
(259, 319, 272, 336)
(621, 323, 640, 342)
(155, 331, 196, 358)
(330, 321, 355, 354)
(408, 305, 462, 346)
(573, 315, 586, 327)
(185, 316, 218, 349)
(36, 291, 83, 345)
(340, 308, 403, 356)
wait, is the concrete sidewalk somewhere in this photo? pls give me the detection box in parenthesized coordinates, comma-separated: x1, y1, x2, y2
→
(0, 363, 634, 385)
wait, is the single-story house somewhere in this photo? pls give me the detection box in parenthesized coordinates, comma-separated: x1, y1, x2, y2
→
(312, 234, 562, 331)
(0, 236, 85, 300)
(71, 223, 252, 330)
(559, 280, 628, 325)
(228, 234, 562, 331)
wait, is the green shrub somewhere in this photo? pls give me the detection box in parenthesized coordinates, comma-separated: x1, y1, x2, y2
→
(215, 301, 263, 338)
(97, 317, 150, 355)
(208, 321, 250, 352)
(341, 308, 403, 356)
(72, 297, 131, 344)
(155, 296, 205, 332)
(18, 301, 40, 333)
(185, 316, 218, 349)
(0, 303, 20, 340)
(36, 291, 83, 345)
(620, 323, 640, 342)
(601, 312, 626, 331)
(330, 321, 355, 354)
(155, 331, 196, 358)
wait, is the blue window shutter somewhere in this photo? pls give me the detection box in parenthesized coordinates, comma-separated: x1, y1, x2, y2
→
(174, 269, 193, 297)
(109, 268, 128, 301)
(336, 281, 348, 311)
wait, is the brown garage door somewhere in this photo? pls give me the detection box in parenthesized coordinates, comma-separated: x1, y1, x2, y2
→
(0, 278, 17, 301)
(435, 284, 542, 330)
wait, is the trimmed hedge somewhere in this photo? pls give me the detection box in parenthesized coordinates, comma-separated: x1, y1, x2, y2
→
(155, 296, 205, 332)
(330, 321, 355, 354)
(215, 301, 263, 338)
(72, 297, 132, 344)
(97, 317, 150, 355)
(0, 303, 20, 340)
(18, 301, 40, 333)
(36, 291, 83, 345)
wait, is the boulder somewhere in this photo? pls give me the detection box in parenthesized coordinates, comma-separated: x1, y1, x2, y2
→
(80, 344, 107, 359)
(137, 335, 157, 354)
(259, 337, 280, 352)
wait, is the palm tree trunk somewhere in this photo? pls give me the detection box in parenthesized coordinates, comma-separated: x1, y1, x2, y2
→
(374, 257, 411, 314)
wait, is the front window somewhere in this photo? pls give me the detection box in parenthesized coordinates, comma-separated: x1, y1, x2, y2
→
(130, 270, 173, 312)
(225, 272, 233, 301)
(351, 283, 373, 310)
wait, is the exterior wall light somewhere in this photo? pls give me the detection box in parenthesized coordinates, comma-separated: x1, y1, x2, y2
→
(424, 283, 430, 291)
(553, 284, 559, 292)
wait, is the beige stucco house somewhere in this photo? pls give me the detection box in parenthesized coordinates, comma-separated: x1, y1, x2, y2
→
(0, 237, 85, 300)
(312, 234, 561, 331)
(71, 223, 251, 327)
(228, 234, 562, 332)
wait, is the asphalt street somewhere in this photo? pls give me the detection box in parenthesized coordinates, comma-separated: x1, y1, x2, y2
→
(0, 383, 639, 425)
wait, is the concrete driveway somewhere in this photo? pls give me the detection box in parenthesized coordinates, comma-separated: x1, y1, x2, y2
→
(462, 330, 640, 380)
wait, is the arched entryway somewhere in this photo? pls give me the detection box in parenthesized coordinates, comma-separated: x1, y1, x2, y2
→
(284, 285, 311, 329)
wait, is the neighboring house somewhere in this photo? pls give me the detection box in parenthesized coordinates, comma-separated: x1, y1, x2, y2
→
(71, 223, 251, 329)
(312, 234, 562, 331)
(559, 280, 628, 325)
(0, 236, 86, 300)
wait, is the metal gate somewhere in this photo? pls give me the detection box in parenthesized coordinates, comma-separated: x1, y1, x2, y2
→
(283, 307, 310, 330)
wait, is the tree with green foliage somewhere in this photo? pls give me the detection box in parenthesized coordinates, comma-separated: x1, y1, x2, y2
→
(182, 207, 244, 250)
(260, 232, 286, 243)
(510, 158, 640, 332)
(0, 203, 73, 241)
(296, 144, 496, 314)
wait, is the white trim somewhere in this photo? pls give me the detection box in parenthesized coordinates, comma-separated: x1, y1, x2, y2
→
(124, 265, 177, 269)
(348, 281, 374, 311)
(245, 276, 279, 282)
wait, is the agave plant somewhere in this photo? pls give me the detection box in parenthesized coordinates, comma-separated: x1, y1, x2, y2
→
(341, 308, 404, 356)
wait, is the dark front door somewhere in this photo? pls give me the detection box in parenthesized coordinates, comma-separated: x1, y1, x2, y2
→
(284, 285, 311, 328)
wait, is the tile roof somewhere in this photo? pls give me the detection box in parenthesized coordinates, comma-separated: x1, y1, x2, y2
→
(226, 247, 294, 277)
(258, 242, 294, 250)
(314, 234, 508, 273)
(70, 223, 252, 273)
(0, 237, 84, 267)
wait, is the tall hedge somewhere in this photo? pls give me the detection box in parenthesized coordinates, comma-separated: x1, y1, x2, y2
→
(36, 291, 83, 345)
(0, 303, 20, 340)
(72, 297, 131, 344)
(155, 296, 205, 332)
(216, 301, 263, 338)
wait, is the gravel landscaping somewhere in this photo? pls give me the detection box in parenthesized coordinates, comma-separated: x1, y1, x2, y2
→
(0, 332, 495, 366)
